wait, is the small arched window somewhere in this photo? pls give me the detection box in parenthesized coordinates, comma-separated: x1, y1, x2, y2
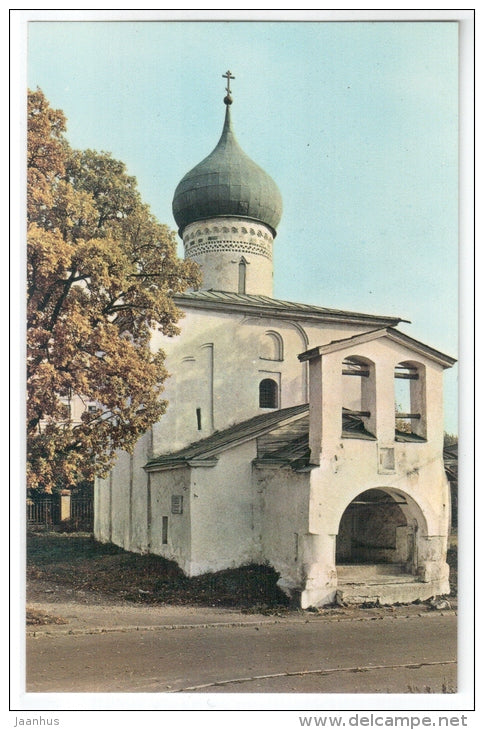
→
(259, 378, 278, 409)
(238, 257, 247, 294)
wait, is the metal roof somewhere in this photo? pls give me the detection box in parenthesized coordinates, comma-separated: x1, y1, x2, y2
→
(299, 327, 457, 368)
(145, 403, 309, 471)
(175, 289, 404, 327)
(145, 404, 377, 472)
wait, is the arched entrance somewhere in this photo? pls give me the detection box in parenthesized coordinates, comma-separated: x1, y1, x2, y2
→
(336, 488, 413, 566)
(336, 489, 424, 573)
(334, 488, 428, 603)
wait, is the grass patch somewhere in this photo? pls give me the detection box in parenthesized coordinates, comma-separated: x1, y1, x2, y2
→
(27, 532, 290, 609)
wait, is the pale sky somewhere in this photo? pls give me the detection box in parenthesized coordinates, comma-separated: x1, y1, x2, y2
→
(27, 17, 460, 431)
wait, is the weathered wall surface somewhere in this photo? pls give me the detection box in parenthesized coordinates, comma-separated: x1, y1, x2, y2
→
(254, 466, 311, 594)
(188, 441, 259, 575)
(150, 307, 376, 455)
(149, 467, 192, 572)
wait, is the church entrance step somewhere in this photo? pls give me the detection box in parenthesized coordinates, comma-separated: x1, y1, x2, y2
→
(337, 563, 407, 580)
(335, 563, 428, 604)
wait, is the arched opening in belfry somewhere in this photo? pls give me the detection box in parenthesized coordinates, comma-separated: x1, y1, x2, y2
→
(341, 355, 376, 437)
(394, 360, 427, 440)
(336, 488, 412, 566)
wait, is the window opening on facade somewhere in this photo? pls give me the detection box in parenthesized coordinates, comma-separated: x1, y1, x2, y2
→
(259, 378, 278, 409)
(196, 407, 202, 430)
(238, 257, 247, 294)
(162, 516, 168, 545)
(394, 361, 426, 440)
(341, 356, 375, 438)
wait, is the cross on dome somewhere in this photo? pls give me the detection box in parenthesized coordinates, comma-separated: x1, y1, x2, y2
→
(222, 70, 235, 104)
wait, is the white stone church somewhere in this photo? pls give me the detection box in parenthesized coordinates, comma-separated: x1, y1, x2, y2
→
(94, 78, 456, 607)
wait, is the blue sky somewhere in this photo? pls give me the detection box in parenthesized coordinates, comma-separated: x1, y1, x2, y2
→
(27, 19, 459, 431)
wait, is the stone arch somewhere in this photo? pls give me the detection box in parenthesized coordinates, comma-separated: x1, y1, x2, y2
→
(335, 487, 428, 571)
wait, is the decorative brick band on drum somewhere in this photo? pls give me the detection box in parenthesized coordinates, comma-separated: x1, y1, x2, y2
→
(185, 239, 272, 260)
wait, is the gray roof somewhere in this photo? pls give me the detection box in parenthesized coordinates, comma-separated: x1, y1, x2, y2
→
(172, 104, 283, 236)
(175, 289, 404, 327)
(299, 327, 457, 369)
(145, 404, 377, 472)
(145, 404, 308, 470)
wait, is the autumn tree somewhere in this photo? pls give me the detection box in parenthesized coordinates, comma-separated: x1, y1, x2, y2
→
(27, 88, 200, 493)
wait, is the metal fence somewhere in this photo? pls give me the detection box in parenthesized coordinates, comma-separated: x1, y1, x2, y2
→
(26, 496, 60, 527)
(70, 494, 94, 527)
(27, 490, 93, 530)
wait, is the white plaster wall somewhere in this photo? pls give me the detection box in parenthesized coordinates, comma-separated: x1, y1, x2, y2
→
(151, 310, 313, 453)
(255, 466, 311, 592)
(149, 308, 378, 457)
(303, 322, 382, 350)
(94, 473, 111, 543)
(149, 467, 192, 573)
(110, 449, 132, 550)
(187, 441, 259, 575)
(129, 430, 151, 553)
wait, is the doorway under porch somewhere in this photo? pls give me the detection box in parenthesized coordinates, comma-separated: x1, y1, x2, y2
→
(335, 488, 424, 604)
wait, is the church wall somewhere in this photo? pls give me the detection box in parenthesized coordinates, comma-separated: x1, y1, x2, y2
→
(94, 474, 111, 543)
(150, 306, 382, 457)
(94, 432, 152, 553)
(110, 450, 132, 550)
(303, 322, 384, 350)
(129, 430, 151, 553)
(187, 441, 258, 575)
(254, 466, 311, 594)
(149, 467, 192, 573)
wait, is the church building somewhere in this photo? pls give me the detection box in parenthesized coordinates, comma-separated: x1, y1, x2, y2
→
(94, 74, 456, 608)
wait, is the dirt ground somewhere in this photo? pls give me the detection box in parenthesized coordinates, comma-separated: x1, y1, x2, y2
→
(26, 531, 457, 632)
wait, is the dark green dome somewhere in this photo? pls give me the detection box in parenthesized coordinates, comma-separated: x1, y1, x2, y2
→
(172, 105, 283, 236)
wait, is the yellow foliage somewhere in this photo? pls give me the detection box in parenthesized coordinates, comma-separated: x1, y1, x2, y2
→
(27, 89, 201, 492)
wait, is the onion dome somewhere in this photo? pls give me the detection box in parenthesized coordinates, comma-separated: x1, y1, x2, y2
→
(172, 94, 283, 237)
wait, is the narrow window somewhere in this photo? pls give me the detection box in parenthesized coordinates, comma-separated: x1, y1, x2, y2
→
(259, 378, 278, 409)
(162, 516, 168, 545)
(196, 407, 202, 430)
(238, 257, 247, 294)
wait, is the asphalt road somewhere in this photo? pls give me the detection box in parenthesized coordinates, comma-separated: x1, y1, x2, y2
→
(26, 612, 456, 694)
